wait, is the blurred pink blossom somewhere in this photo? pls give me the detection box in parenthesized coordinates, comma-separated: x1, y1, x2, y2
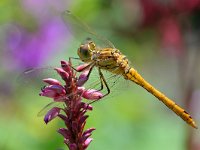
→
(139, 0, 200, 56)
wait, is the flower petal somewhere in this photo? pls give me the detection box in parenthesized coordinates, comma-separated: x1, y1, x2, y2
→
(80, 102, 93, 111)
(54, 96, 68, 102)
(44, 107, 61, 124)
(79, 115, 88, 125)
(82, 89, 103, 100)
(83, 138, 93, 149)
(83, 128, 96, 136)
(77, 70, 89, 86)
(39, 85, 66, 98)
(81, 133, 92, 143)
(76, 63, 89, 72)
(81, 128, 95, 144)
(43, 78, 61, 85)
(58, 128, 71, 139)
(54, 68, 69, 80)
(61, 60, 71, 72)
(77, 87, 85, 94)
(69, 143, 77, 150)
(39, 89, 56, 98)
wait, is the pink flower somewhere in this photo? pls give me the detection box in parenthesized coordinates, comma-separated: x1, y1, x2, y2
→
(39, 60, 102, 150)
(39, 85, 66, 98)
(82, 89, 103, 100)
(44, 107, 61, 124)
(43, 78, 61, 85)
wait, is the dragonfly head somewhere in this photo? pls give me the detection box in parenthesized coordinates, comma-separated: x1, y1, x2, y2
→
(78, 41, 95, 62)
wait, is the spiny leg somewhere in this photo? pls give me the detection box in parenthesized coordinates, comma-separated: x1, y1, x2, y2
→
(76, 63, 95, 87)
(69, 56, 97, 80)
(95, 68, 104, 92)
(85, 64, 95, 79)
(98, 68, 110, 97)
(69, 57, 80, 67)
(88, 68, 111, 105)
(68, 57, 95, 72)
(69, 57, 80, 61)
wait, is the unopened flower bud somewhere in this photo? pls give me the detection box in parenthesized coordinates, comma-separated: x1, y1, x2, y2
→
(76, 63, 89, 72)
(61, 60, 71, 72)
(39, 85, 66, 98)
(54, 68, 69, 80)
(82, 89, 103, 100)
(44, 107, 61, 124)
(83, 138, 93, 149)
(77, 70, 90, 86)
(43, 78, 61, 85)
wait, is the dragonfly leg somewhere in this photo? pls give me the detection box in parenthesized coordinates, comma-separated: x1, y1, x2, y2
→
(69, 57, 80, 61)
(68, 57, 80, 69)
(98, 68, 110, 97)
(85, 64, 95, 78)
(88, 68, 110, 105)
(95, 68, 104, 92)
(69, 57, 95, 72)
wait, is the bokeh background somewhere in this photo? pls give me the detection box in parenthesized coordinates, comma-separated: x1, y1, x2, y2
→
(0, 0, 200, 150)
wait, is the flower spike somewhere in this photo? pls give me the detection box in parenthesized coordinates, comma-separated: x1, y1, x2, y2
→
(39, 60, 101, 150)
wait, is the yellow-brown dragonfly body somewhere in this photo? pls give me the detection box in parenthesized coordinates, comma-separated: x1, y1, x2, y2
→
(77, 41, 197, 129)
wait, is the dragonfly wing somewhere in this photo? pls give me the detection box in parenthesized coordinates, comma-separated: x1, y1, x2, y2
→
(83, 67, 128, 100)
(37, 101, 63, 117)
(18, 62, 85, 86)
(62, 10, 115, 49)
(17, 66, 63, 87)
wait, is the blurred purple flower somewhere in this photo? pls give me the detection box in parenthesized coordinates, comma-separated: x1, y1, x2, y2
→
(0, 1, 70, 97)
(2, 0, 70, 71)
(5, 19, 69, 69)
(39, 60, 103, 150)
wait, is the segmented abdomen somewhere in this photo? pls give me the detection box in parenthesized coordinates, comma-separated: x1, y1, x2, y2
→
(124, 67, 197, 129)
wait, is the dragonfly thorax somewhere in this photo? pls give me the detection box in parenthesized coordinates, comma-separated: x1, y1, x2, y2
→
(78, 41, 96, 63)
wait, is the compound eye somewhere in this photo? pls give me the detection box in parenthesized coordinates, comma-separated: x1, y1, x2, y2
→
(78, 45, 91, 60)
(80, 47, 89, 57)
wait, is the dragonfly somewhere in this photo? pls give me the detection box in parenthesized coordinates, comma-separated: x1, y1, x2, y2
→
(23, 10, 197, 129)
(61, 10, 197, 129)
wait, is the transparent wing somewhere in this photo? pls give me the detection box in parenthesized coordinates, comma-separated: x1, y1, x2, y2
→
(62, 10, 115, 49)
(37, 101, 63, 117)
(83, 67, 129, 100)
(17, 66, 62, 88)
(37, 73, 125, 117)
(17, 60, 85, 87)
(19, 64, 128, 115)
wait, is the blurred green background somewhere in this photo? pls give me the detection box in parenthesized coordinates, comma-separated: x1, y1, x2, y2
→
(0, 0, 200, 150)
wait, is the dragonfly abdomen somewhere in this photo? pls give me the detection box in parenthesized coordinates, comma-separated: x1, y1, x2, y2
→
(124, 67, 197, 129)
